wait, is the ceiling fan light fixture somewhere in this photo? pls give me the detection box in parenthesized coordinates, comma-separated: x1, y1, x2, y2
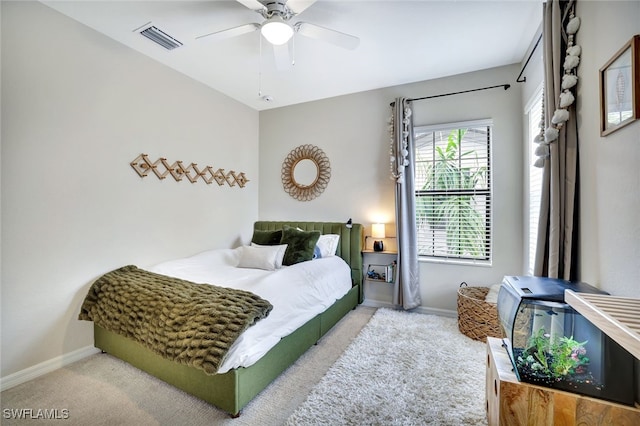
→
(261, 16, 293, 45)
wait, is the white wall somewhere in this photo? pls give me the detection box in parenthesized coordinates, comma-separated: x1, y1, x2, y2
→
(259, 64, 525, 311)
(575, 0, 640, 296)
(1, 1, 259, 378)
(519, 25, 544, 110)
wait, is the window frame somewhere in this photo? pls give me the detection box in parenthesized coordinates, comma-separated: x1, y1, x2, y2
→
(524, 85, 544, 275)
(413, 119, 493, 265)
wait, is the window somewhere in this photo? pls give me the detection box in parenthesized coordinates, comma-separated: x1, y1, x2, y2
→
(414, 120, 492, 262)
(526, 89, 544, 275)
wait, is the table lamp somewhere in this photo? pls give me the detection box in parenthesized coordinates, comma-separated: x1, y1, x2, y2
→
(372, 223, 386, 252)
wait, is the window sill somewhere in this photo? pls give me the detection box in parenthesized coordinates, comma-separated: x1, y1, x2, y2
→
(417, 256, 492, 267)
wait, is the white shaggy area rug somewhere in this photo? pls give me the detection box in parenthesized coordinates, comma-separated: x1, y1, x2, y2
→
(286, 308, 488, 425)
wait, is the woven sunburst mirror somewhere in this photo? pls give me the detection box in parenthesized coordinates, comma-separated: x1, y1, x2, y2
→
(281, 144, 331, 201)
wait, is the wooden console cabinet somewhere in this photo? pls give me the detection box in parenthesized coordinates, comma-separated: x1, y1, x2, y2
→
(486, 337, 640, 425)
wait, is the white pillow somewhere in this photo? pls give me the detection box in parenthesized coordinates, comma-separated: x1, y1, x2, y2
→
(316, 234, 340, 258)
(250, 243, 288, 269)
(238, 244, 287, 270)
(485, 284, 501, 305)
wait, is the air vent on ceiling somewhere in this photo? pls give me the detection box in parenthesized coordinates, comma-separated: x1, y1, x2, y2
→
(140, 26, 183, 50)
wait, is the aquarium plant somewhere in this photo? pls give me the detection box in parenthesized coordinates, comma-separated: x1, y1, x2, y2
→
(516, 327, 589, 381)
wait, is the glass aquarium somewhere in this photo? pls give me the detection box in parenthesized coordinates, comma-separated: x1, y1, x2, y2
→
(497, 276, 635, 406)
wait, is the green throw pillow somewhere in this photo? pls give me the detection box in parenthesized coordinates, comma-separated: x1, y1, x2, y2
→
(251, 229, 283, 246)
(280, 226, 321, 266)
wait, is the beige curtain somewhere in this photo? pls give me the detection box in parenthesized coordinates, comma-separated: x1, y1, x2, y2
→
(534, 0, 580, 280)
(390, 98, 421, 310)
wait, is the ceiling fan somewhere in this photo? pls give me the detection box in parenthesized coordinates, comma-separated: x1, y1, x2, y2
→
(196, 0, 359, 68)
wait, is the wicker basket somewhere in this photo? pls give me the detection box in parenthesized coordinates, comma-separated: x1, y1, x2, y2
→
(457, 284, 502, 342)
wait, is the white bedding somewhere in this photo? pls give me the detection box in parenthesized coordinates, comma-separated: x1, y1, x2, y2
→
(147, 247, 352, 373)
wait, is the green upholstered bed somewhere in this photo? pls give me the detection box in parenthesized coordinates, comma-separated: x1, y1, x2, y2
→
(92, 221, 363, 416)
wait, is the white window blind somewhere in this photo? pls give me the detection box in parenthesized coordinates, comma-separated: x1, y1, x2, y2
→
(526, 90, 544, 275)
(414, 119, 492, 262)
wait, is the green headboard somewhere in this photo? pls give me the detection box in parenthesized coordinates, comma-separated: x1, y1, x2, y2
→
(253, 221, 364, 302)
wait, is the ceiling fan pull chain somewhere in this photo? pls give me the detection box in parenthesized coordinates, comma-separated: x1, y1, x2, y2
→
(258, 34, 263, 97)
(292, 34, 296, 66)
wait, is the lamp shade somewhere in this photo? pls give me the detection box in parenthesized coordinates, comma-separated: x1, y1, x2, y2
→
(261, 16, 294, 45)
(371, 223, 386, 239)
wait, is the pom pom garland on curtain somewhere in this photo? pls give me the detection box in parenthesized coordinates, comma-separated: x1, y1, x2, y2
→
(533, 2, 581, 167)
(561, 74, 578, 90)
(389, 104, 412, 184)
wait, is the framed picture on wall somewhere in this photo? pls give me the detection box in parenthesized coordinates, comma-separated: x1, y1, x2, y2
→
(599, 34, 640, 136)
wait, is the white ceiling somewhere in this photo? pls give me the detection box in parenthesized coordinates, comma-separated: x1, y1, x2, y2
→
(41, 0, 542, 111)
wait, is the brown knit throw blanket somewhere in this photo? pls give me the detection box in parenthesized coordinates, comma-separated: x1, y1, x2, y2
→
(79, 265, 273, 374)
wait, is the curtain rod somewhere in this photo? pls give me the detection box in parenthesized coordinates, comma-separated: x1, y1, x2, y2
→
(516, 32, 543, 83)
(390, 83, 511, 106)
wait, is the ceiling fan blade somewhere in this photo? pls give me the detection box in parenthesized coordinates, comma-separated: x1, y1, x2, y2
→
(295, 22, 360, 50)
(286, 0, 317, 15)
(236, 0, 267, 12)
(273, 43, 293, 70)
(195, 23, 260, 41)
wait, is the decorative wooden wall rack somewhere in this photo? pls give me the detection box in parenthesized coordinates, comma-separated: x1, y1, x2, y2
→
(130, 154, 249, 188)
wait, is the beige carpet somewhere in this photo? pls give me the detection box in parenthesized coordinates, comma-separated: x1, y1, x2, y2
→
(1, 306, 376, 426)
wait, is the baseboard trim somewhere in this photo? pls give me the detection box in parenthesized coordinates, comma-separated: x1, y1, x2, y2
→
(412, 306, 457, 318)
(362, 300, 457, 318)
(0, 346, 100, 392)
(361, 299, 399, 309)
